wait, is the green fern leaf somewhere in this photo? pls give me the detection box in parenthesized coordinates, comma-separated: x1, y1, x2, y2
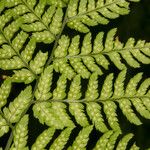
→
(68, 125, 93, 150)
(11, 69, 35, 84)
(53, 36, 76, 79)
(0, 0, 149, 149)
(68, 75, 89, 127)
(10, 115, 29, 150)
(0, 114, 9, 137)
(33, 102, 64, 129)
(105, 131, 121, 150)
(116, 133, 134, 150)
(3, 86, 32, 123)
(130, 143, 140, 150)
(0, 45, 15, 59)
(31, 128, 55, 150)
(131, 98, 150, 119)
(113, 69, 126, 98)
(69, 103, 89, 127)
(0, 56, 24, 70)
(46, 0, 68, 7)
(93, 130, 114, 150)
(125, 73, 143, 96)
(86, 102, 108, 132)
(142, 98, 150, 112)
(136, 78, 150, 96)
(20, 37, 36, 63)
(94, 131, 137, 150)
(67, 0, 138, 33)
(51, 102, 74, 127)
(35, 65, 53, 101)
(49, 127, 73, 150)
(8, 0, 64, 43)
(119, 98, 142, 125)
(29, 51, 48, 74)
(53, 29, 150, 79)
(100, 73, 113, 99)
(34, 67, 150, 129)
(103, 101, 121, 131)
(0, 79, 12, 108)
(52, 75, 74, 127)
(0, 0, 65, 84)
(85, 73, 99, 100)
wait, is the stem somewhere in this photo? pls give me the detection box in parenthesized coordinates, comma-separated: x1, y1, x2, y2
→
(51, 46, 150, 61)
(5, 1, 71, 150)
(4, 2, 70, 149)
(66, 0, 121, 22)
(4, 76, 39, 150)
(45, 3, 69, 67)
(0, 111, 13, 129)
(0, 29, 38, 78)
(34, 95, 150, 104)
(4, 132, 13, 150)
(21, 0, 56, 39)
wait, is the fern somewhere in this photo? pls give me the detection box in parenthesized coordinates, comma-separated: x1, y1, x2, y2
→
(0, 0, 150, 149)
(67, 0, 140, 33)
(10, 115, 29, 150)
(33, 69, 150, 129)
(53, 29, 150, 79)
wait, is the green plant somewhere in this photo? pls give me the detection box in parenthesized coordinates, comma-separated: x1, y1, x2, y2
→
(0, 0, 150, 149)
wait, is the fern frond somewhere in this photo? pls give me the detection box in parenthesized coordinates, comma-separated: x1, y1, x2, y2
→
(49, 127, 73, 150)
(0, 20, 48, 83)
(136, 78, 150, 96)
(68, 75, 89, 127)
(0, 0, 149, 148)
(130, 143, 140, 150)
(53, 29, 150, 79)
(0, 0, 65, 84)
(34, 73, 74, 127)
(0, 114, 9, 137)
(86, 102, 108, 132)
(0, 79, 12, 109)
(33, 102, 65, 129)
(31, 128, 55, 150)
(119, 98, 142, 125)
(100, 73, 113, 99)
(29, 51, 48, 74)
(10, 115, 29, 150)
(105, 131, 121, 150)
(0, 56, 24, 70)
(51, 102, 74, 127)
(3, 86, 32, 123)
(46, 0, 68, 7)
(31, 127, 73, 150)
(6, 0, 64, 43)
(68, 125, 93, 150)
(35, 65, 53, 101)
(94, 130, 114, 150)
(103, 101, 120, 131)
(67, 0, 139, 33)
(31, 127, 139, 150)
(0, 32, 48, 83)
(11, 69, 35, 84)
(116, 133, 134, 150)
(35, 68, 150, 129)
(94, 131, 137, 150)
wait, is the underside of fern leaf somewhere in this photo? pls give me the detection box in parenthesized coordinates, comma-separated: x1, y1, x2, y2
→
(53, 29, 150, 79)
(33, 69, 150, 129)
(66, 0, 140, 33)
(0, 0, 150, 149)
